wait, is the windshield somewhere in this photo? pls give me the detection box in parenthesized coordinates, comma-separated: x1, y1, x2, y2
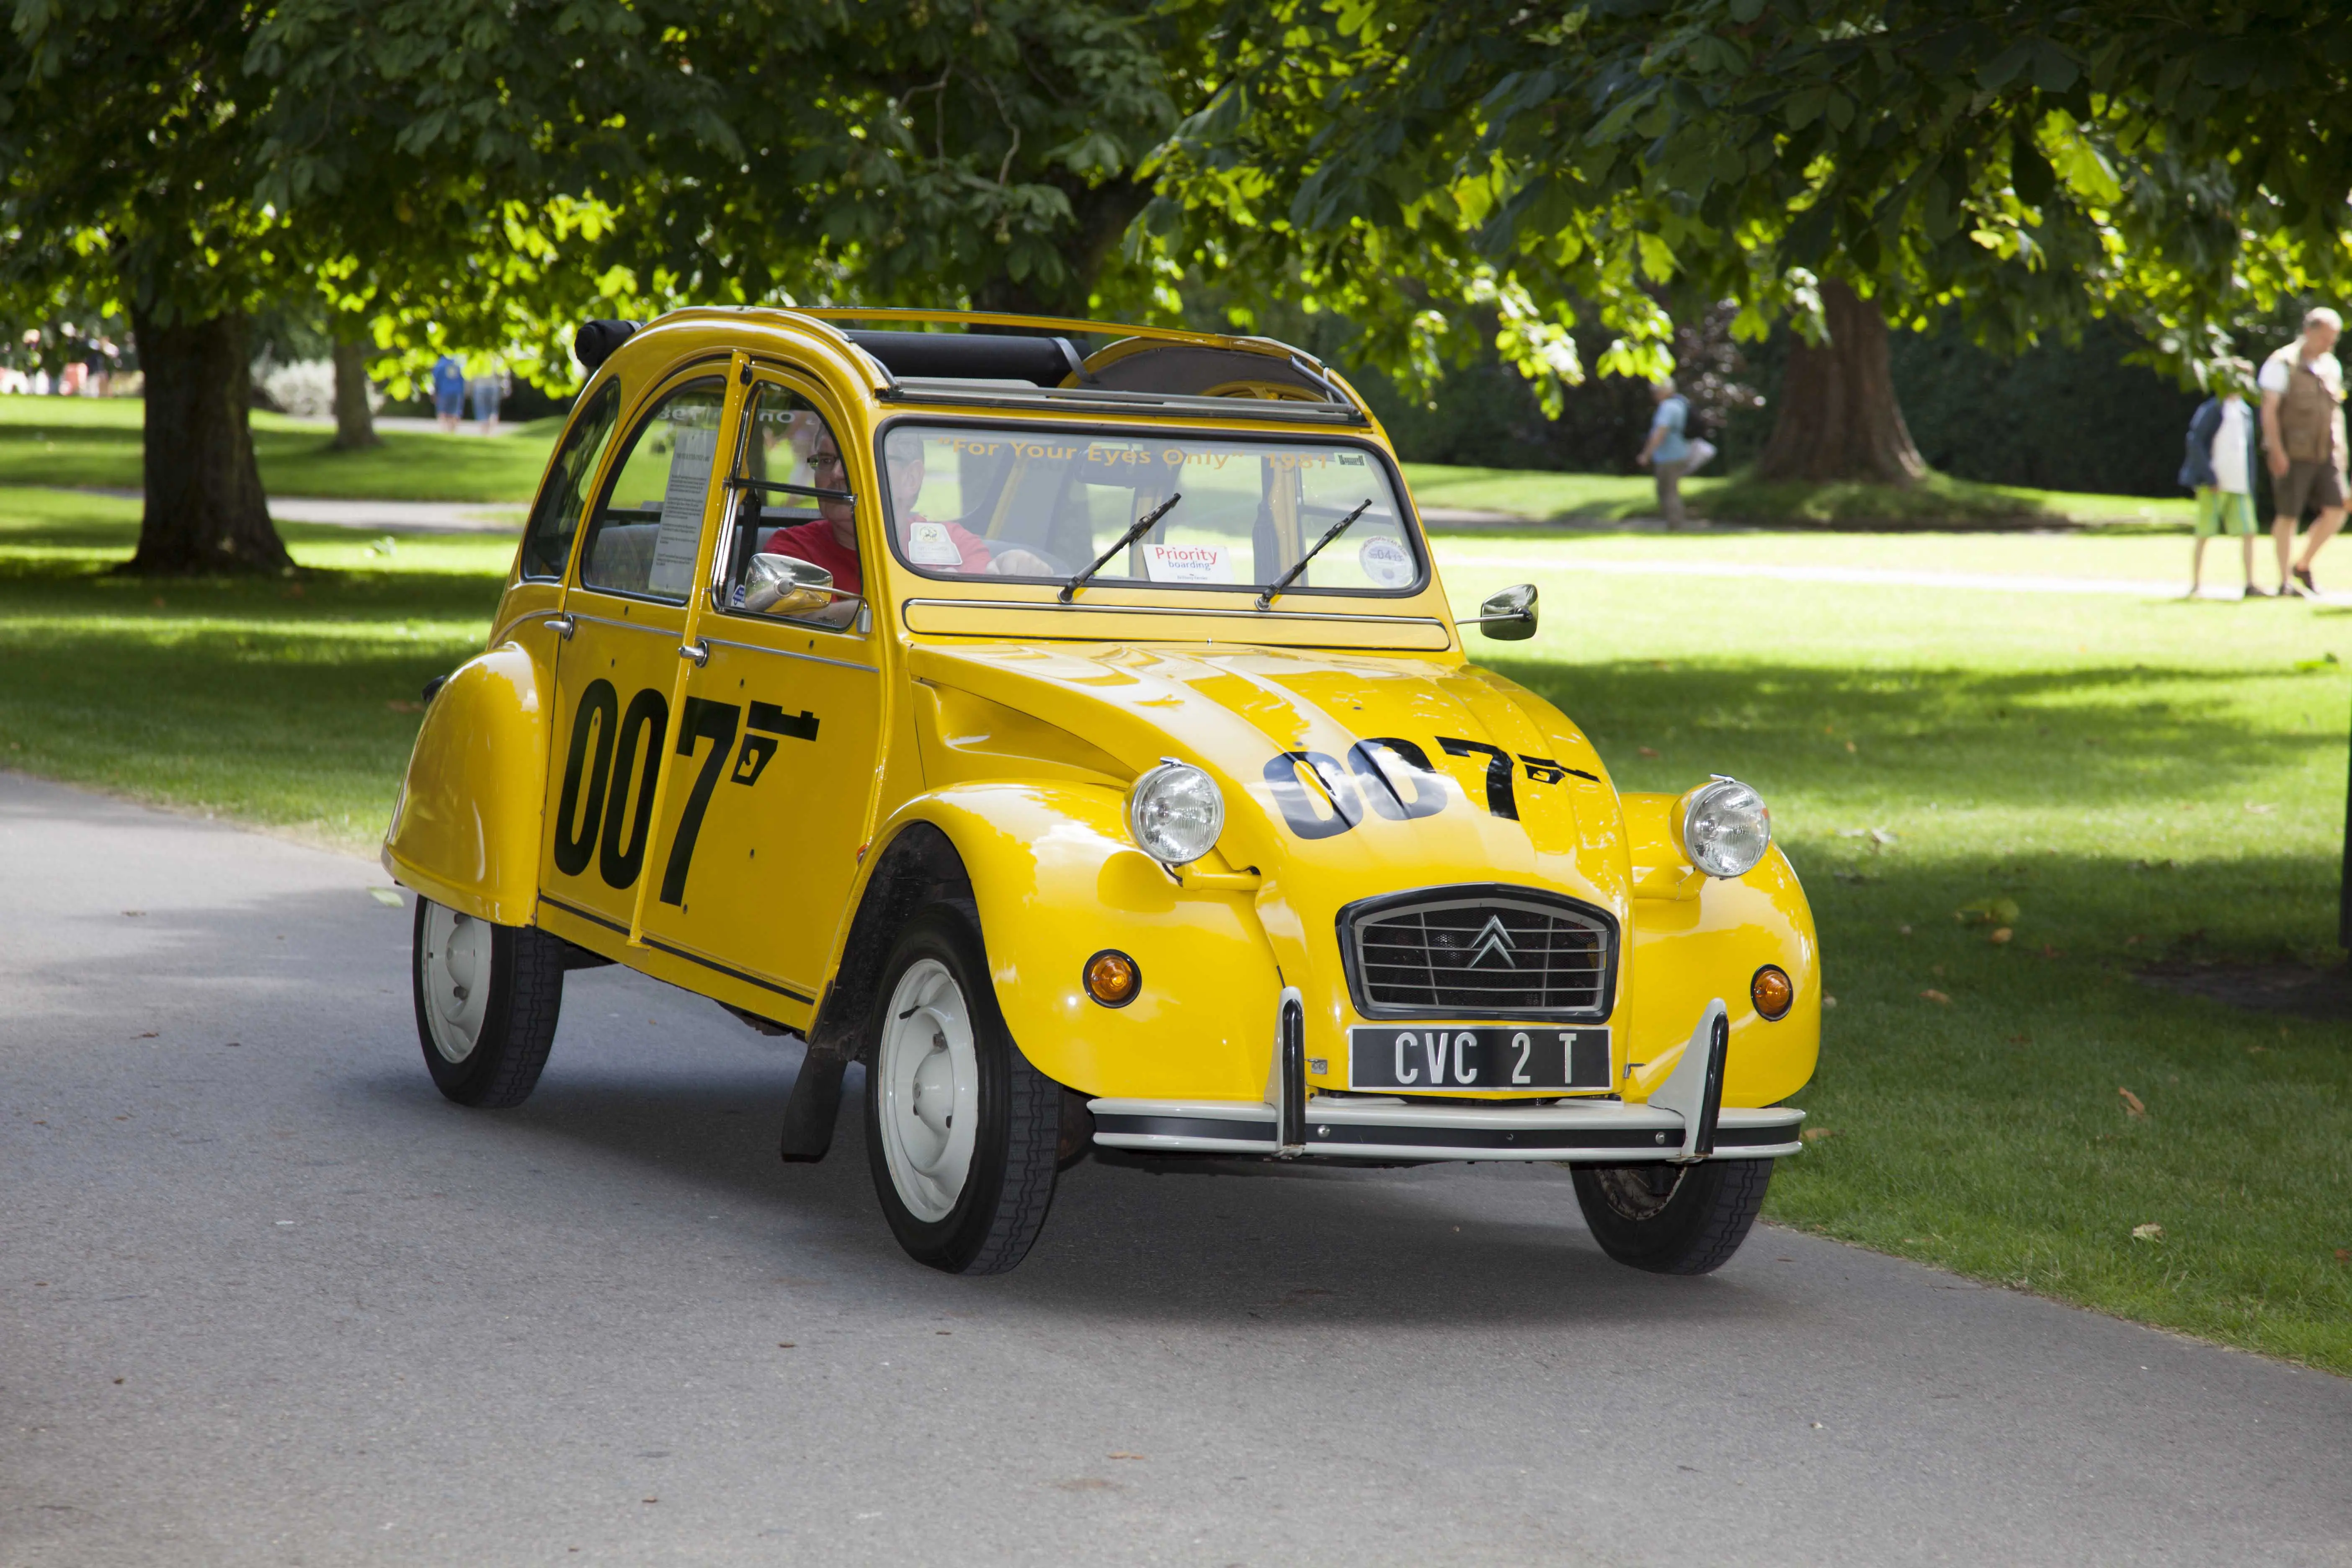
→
(878, 423, 1424, 597)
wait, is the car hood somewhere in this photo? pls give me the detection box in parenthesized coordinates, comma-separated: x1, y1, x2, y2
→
(906, 640, 1631, 917)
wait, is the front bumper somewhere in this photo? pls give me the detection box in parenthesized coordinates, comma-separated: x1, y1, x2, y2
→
(1088, 1096, 1803, 1162)
(1089, 995, 1803, 1163)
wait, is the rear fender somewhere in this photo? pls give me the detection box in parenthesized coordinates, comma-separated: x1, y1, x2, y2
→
(382, 641, 550, 926)
(851, 784, 1281, 1101)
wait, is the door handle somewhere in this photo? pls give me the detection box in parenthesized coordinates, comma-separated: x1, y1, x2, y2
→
(542, 614, 575, 640)
(678, 639, 709, 667)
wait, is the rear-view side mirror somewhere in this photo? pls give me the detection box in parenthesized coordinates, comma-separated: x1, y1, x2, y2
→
(738, 552, 836, 617)
(1470, 583, 1539, 641)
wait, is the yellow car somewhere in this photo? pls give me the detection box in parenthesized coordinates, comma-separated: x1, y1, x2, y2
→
(384, 307, 1819, 1277)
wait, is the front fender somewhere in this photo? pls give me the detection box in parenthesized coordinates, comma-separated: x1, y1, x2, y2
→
(382, 641, 549, 926)
(872, 784, 1281, 1101)
(1621, 793, 1821, 1108)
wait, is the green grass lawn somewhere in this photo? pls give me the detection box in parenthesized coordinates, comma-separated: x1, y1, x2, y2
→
(2, 483, 2347, 1372)
(0, 394, 559, 503)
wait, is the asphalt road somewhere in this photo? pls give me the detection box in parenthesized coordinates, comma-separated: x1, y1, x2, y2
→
(3, 772, 2347, 1567)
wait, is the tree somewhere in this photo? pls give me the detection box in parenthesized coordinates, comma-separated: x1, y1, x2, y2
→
(1145, 0, 2352, 482)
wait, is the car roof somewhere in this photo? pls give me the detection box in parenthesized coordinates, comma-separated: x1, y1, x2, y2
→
(591, 307, 1372, 428)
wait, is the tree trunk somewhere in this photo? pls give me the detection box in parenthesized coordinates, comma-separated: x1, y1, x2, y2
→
(1754, 279, 1926, 485)
(330, 335, 379, 451)
(124, 307, 291, 575)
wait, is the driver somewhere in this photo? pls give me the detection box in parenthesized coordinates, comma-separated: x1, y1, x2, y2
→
(762, 426, 1051, 596)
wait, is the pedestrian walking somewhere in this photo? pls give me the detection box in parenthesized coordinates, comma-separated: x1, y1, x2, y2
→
(1636, 377, 1718, 530)
(2182, 361, 2262, 597)
(468, 363, 507, 435)
(429, 353, 466, 433)
(2258, 306, 2346, 596)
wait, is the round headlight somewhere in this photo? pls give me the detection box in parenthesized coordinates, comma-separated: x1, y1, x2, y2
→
(1679, 776, 1771, 879)
(1127, 759, 1225, 867)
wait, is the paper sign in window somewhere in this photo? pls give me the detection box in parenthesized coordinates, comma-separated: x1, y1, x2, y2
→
(1143, 542, 1234, 584)
(648, 421, 718, 596)
(905, 520, 965, 567)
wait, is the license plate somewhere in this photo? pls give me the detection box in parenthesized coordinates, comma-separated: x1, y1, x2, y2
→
(1348, 1025, 1611, 1092)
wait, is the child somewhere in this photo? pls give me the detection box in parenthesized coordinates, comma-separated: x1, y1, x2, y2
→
(2182, 360, 2261, 598)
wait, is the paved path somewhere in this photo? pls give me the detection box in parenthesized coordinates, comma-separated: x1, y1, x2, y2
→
(2, 773, 2346, 1567)
(1440, 550, 2275, 601)
(81, 488, 523, 534)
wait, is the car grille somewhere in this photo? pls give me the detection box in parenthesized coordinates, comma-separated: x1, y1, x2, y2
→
(1345, 892, 1614, 1017)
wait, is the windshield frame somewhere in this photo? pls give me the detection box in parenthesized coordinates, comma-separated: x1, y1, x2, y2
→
(869, 414, 1431, 603)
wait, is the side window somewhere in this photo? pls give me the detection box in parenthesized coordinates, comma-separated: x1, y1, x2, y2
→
(518, 383, 620, 580)
(717, 382, 860, 628)
(578, 378, 727, 601)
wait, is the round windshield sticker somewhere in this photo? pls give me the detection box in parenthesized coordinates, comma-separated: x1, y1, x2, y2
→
(1358, 536, 1413, 588)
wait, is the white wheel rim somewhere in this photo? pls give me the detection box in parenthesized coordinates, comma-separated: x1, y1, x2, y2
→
(875, 957, 980, 1223)
(420, 902, 491, 1065)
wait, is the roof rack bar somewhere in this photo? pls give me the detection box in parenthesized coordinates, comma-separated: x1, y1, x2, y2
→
(874, 378, 1368, 425)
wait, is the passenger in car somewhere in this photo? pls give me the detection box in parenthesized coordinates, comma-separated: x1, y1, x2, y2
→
(763, 427, 1052, 596)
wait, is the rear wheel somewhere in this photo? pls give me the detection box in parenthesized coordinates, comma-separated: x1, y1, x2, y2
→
(1571, 1159, 1772, 1275)
(412, 897, 565, 1107)
(864, 902, 1061, 1274)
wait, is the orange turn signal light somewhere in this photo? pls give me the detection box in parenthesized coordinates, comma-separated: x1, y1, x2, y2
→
(1751, 965, 1795, 1021)
(1083, 949, 1140, 1008)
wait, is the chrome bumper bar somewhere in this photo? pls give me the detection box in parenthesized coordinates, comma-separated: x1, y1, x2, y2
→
(1088, 997, 1803, 1163)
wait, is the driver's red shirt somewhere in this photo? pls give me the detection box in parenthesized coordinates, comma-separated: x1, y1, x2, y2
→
(763, 516, 990, 598)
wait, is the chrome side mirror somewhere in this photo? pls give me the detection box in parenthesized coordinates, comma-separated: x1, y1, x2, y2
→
(737, 552, 835, 616)
(1467, 583, 1538, 641)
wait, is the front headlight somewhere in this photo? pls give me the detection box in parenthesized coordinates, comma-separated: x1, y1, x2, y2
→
(1678, 776, 1771, 878)
(1127, 759, 1225, 867)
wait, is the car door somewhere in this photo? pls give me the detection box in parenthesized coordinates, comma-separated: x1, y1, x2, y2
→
(538, 371, 735, 940)
(633, 370, 885, 1009)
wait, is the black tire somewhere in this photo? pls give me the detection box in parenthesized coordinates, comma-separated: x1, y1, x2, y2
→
(411, 896, 565, 1108)
(1570, 1158, 1772, 1275)
(862, 901, 1061, 1275)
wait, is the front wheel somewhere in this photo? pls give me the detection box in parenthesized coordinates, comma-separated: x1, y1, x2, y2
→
(411, 897, 565, 1107)
(1571, 1159, 1772, 1275)
(864, 902, 1061, 1274)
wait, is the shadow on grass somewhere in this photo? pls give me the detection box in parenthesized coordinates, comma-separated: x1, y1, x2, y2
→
(1488, 654, 2349, 813)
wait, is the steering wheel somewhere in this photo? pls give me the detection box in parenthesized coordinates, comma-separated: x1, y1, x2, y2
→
(987, 541, 1070, 578)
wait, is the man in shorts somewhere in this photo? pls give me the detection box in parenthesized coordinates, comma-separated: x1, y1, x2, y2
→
(2181, 361, 2261, 597)
(2259, 307, 2345, 596)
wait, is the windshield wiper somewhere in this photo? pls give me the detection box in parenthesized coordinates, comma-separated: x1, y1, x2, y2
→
(1059, 491, 1183, 603)
(1255, 497, 1374, 610)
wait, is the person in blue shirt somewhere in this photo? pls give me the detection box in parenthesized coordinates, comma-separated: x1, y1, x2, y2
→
(429, 355, 466, 433)
(1636, 377, 1715, 530)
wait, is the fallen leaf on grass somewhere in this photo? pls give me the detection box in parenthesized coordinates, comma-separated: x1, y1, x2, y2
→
(1844, 739, 1857, 753)
(2246, 1044, 2270, 1055)
(2131, 1223, 2164, 1242)
(2118, 1087, 2147, 1118)
(1897, 924, 1914, 936)
(1637, 746, 1660, 759)
(386, 699, 423, 713)
(1988, 927, 2013, 944)
(1821, 995, 1837, 1009)
(2335, 1250, 2349, 1264)
(2007, 1033, 2032, 1045)
(1800, 1128, 1835, 1142)
(2039, 944, 2063, 959)
(1920, 989, 1951, 1004)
